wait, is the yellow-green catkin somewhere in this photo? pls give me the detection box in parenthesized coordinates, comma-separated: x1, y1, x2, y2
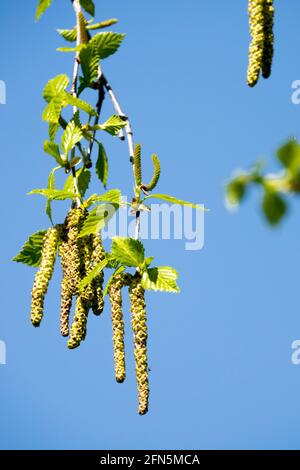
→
(91, 234, 105, 316)
(109, 274, 131, 383)
(247, 0, 265, 87)
(30, 226, 59, 327)
(129, 274, 149, 415)
(262, 0, 274, 79)
(59, 207, 86, 337)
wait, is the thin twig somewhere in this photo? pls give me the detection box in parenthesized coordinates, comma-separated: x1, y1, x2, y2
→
(86, 72, 105, 166)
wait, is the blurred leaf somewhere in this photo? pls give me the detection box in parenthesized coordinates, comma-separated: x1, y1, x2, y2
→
(226, 177, 247, 206)
(262, 190, 287, 225)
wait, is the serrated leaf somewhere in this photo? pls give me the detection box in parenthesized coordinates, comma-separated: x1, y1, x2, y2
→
(42, 97, 64, 123)
(43, 75, 69, 103)
(111, 237, 145, 268)
(79, 259, 108, 292)
(64, 168, 91, 197)
(103, 266, 125, 297)
(79, 0, 95, 16)
(96, 115, 127, 136)
(28, 189, 77, 200)
(144, 193, 204, 210)
(141, 267, 180, 293)
(79, 43, 100, 92)
(61, 121, 83, 155)
(90, 32, 125, 59)
(96, 142, 108, 188)
(49, 122, 59, 141)
(97, 189, 122, 204)
(36, 0, 52, 21)
(79, 203, 119, 237)
(44, 140, 64, 165)
(13, 230, 47, 267)
(57, 28, 77, 42)
(63, 92, 97, 116)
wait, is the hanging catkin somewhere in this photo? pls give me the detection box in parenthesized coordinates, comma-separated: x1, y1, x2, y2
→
(30, 226, 60, 327)
(91, 234, 105, 316)
(247, 0, 265, 87)
(59, 207, 86, 336)
(262, 0, 274, 79)
(109, 273, 132, 383)
(129, 274, 149, 415)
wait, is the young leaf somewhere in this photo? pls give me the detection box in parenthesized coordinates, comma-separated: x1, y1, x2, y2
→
(79, 259, 108, 292)
(46, 167, 60, 224)
(90, 32, 125, 59)
(44, 140, 64, 165)
(111, 237, 145, 268)
(141, 267, 180, 293)
(43, 74, 69, 103)
(97, 115, 127, 136)
(61, 121, 83, 155)
(79, 203, 119, 237)
(64, 168, 91, 197)
(13, 230, 47, 267)
(57, 28, 77, 42)
(144, 193, 205, 209)
(42, 97, 64, 123)
(95, 189, 122, 204)
(48, 122, 59, 141)
(79, 0, 95, 16)
(63, 92, 97, 116)
(36, 0, 52, 21)
(79, 42, 100, 91)
(28, 189, 77, 200)
(103, 266, 125, 297)
(96, 142, 108, 188)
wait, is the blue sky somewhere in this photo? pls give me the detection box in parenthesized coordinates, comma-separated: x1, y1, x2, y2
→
(1, 0, 300, 450)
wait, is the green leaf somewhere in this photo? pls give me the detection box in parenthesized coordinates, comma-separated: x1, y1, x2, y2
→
(46, 167, 60, 224)
(13, 230, 47, 267)
(277, 140, 300, 173)
(63, 92, 97, 116)
(144, 193, 204, 209)
(96, 115, 127, 136)
(79, 43, 100, 92)
(48, 122, 59, 141)
(96, 189, 122, 204)
(79, 203, 119, 237)
(226, 177, 247, 206)
(44, 140, 64, 165)
(141, 267, 180, 293)
(57, 28, 77, 42)
(36, 0, 52, 21)
(79, 0, 95, 16)
(262, 190, 287, 226)
(111, 237, 145, 267)
(43, 75, 69, 103)
(90, 32, 125, 59)
(64, 168, 91, 197)
(96, 142, 108, 188)
(79, 259, 108, 292)
(42, 97, 64, 123)
(61, 121, 83, 155)
(103, 266, 125, 297)
(28, 189, 77, 200)
(57, 46, 84, 53)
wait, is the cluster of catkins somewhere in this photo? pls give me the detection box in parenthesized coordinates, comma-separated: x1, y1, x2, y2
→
(30, 208, 149, 414)
(247, 0, 274, 87)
